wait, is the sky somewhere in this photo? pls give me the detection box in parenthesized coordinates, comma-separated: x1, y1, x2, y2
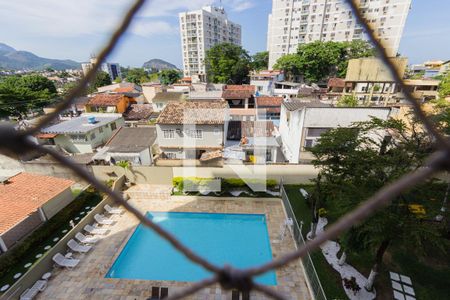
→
(0, 0, 449, 68)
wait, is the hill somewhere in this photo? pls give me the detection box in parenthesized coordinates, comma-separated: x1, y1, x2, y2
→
(142, 59, 178, 72)
(0, 43, 80, 70)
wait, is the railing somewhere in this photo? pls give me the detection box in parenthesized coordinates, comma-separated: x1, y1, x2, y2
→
(280, 182, 327, 300)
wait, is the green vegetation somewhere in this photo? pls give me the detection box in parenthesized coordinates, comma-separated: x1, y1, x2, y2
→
(205, 43, 251, 84)
(87, 71, 111, 93)
(0, 188, 102, 288)
(251, 51, 269, 71)
(0, 74, 57, 119)
(124, 67, 150, 85)
(336, 95, 358, 107)
(172, 177, 278, 197)
(438, 72, 450, 99)
(159, 69, 181, 85)
(273, 40, 374, 83)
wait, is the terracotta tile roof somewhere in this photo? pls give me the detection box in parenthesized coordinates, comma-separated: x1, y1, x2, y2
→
(153, 92, 184, 102)
(200, 150, 223, 161)
(256, 96, 283, 107)
(222, 89, 253, 99)
(36, 133, 58, 139)
(124, 104, 154, 121)
(0, 173, 74, 234)
(88, 94, 127, 106)
(157, 101, 228, 125)
(327, 78, 347, 88)
(225, 85, 256, 93)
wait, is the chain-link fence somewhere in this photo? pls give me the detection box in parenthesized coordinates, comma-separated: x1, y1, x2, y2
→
(0, 0, 449, 299)
(280, 183, 326, 300)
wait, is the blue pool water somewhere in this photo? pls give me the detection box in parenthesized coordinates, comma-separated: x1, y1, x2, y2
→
(106, 212, 277, 285)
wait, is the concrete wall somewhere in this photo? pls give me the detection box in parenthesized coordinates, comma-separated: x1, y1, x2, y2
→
(22, 161, 91, 184)
(0, 212, 43, 250)
(92, 165, 174, 185)
(304, 107, 392, 128)
(0, 177, 125, 300)
(41, 188, 75, 220)
(279, 105, 304, 164)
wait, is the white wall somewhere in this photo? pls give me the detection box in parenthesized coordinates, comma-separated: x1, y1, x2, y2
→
(157, 124, 224, 148)
(279, 105, 304, 164)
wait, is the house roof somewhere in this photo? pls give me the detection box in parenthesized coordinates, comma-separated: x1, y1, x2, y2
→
(222, 89, 253, 99)
(106, 127, 157, 153)
(124, 104, 154, 121)
(188, 90, 223, 100)
(0, 173, 74, 235)
(42, 114, 122, 134)
(327, 78, 347, 88)
(282, 99, 330, 111)
(256, 96, 283, 107)
(153, 92, 184, 102)
(225, 85, 256, 93)
(157, 100, 228, 125)
(114, 87, 135, 93)
(88, 94, 128, 106)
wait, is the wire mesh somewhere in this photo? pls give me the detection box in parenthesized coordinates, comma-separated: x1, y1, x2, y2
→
(0, 0, 449, 299)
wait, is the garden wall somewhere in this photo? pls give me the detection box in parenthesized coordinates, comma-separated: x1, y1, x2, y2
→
(0, 176, 125, 300)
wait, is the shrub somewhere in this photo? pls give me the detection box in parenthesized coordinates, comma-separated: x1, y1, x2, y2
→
(318, 208, 327, 217)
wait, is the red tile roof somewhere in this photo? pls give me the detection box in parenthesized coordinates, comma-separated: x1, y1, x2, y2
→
(114, 87, 135, 93)
(256, 96, 283, 107)
(225, 85, 256, 93)
(88, 94, 127, 106)
(327, 78, 347, 88)
(222, 89, 253, 99)
(157, 100, 228, 125)
(0, 173, 74, 234)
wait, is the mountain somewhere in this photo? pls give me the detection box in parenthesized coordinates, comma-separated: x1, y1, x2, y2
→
(0, 43, 80, 70)
(142, 59, 178, 72)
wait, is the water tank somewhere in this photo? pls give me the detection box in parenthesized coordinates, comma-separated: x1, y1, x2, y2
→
(88, 116, 96, 124)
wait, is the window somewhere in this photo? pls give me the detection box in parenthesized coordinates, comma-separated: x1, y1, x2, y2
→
(165, 152, 176, 159)
(185, 129, 203, 139)
(110, 122, 117, 131)
(163, 129, 175, 139)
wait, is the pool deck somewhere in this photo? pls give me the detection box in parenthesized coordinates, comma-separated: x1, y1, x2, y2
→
(38, 185, 312, 299)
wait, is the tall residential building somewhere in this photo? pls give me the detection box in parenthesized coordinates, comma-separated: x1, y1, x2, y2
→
(179, 6, 242, 82)
(267, 0, 411, 69)
(81, 57, 122, 81)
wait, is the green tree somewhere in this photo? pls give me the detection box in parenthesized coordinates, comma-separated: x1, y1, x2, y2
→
(159, 69, 181, 85)
(251, 51, 269, 71)
(336, 95, 358, 107)
(337, 40, 375, 77)
(273, 54, 302, 81)
(310, 117, 445, 289)
(93, 71, 112, 88)
(125, 68, 149, 85)
(0, 75, 57, 119)
(205, 43, 251, 84)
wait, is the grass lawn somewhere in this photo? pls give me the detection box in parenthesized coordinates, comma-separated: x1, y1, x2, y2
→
(285, 183, 450, 300)
(0, 188, 102, 291)
(284, 184, 348, 300)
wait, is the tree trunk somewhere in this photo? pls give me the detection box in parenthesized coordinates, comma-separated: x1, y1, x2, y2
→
(365, 239, 390, 291)
(338, 251, 347, 266)
(310, 222, 317, 239)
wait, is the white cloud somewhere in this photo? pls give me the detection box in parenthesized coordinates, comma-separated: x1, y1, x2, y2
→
(229, 0, 255, 12)
(130, 19, 178, 37)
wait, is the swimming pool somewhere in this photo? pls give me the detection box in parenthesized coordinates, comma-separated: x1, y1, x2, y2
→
(106, 212, 277, 285)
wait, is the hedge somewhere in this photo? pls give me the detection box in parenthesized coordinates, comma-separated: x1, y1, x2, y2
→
(173, 177, 278, 192)
(0, 187, 101, 279)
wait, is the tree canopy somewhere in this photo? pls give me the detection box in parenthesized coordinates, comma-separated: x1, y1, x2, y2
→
(336, 95, 358, 107)
(438, 73, 450, 99)
(159, 69, 181, 85)
(125, 68, 150, 85)
(0, 75, 57, 119)
(205, 43, 251, 84)
(251, 51, 269, 71)
(274, 40, 375, 83)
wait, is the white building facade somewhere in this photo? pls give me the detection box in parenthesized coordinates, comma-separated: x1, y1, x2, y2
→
(179, 6, 242, 82)
(267, 0, 411, 69)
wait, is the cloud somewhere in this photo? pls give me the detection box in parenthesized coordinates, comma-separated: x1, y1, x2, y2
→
(130, 19, 178, 37)
(229, 0, 255, 12)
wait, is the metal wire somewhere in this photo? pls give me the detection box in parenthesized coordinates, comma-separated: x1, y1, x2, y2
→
(0, 0, 449, 299)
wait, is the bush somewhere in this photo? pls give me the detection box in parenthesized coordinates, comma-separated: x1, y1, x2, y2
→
(173, 177, 278, 192)
(0, 188, 102, 279)
(172, 177, 218, 192)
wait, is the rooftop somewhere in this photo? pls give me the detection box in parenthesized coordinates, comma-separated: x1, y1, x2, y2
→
(0, 173, 74, 235)
(282, 99, 330, 111)
(222, 89, 253, 99)
(157, 101, 228, 125)
(256, 96, 283, 107)
(225, 85, 256, 93)
(188, 90, 223, 100)
(106, 127, 157, 153)
(87, 94, 128, 106)
(124, 104, 154, 121)
(153, 92, 184, 102)
(42, 113, 122, 134)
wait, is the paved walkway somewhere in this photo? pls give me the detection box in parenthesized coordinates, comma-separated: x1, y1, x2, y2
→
(38, 187, 311, 299)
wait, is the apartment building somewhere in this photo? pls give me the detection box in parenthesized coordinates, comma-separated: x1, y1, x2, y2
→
(179, 6, 242, 82)
(267, 0, 411, 69)
(81, 57, 122, 80)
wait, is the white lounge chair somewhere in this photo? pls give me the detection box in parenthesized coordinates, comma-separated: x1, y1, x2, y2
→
(104, 204, 123, 215)
(94, 214, 114, 225)
(84, 224, 108, 235)
(300, 188, 309, 199)
(20, 280, 47, 300)
(52, 253, 80, 269)
(67, 239, 92, 253)
(75, 232, 99, 244)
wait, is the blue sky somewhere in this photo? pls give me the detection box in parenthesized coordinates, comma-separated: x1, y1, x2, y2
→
(0, 0, 448, 68)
